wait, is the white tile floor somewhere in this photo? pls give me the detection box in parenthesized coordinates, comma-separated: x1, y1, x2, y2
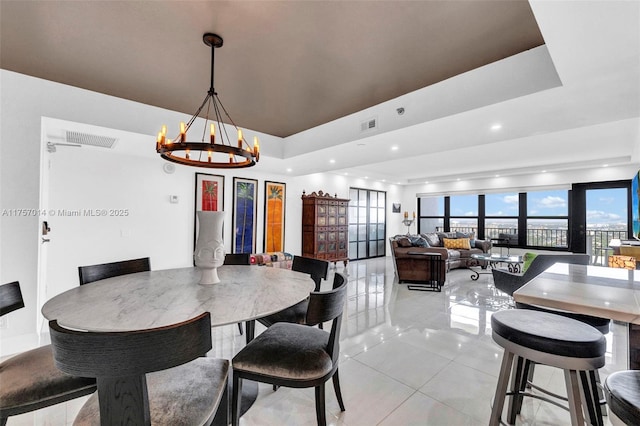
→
(5, 257, 628, 425)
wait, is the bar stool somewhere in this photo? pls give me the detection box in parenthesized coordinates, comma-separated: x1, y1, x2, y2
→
(604, 370, 640, 425)
(489, 309, 606, 426)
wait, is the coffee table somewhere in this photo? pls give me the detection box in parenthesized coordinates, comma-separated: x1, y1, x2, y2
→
(470, 253, 523, 281)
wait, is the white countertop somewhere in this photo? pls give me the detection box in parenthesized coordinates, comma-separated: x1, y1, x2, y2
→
(513, 263, 640, 324)
(42, 265, 314, 332)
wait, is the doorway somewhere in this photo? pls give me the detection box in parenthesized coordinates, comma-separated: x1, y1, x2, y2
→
(570, 181, 630, 265)
(348, 188, 386, 260)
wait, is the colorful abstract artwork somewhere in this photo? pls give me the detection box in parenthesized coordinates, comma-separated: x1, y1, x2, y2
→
(233, 177, 257, 254)
(194, 173, 225, 256)
(195, 173, 224, 212)
(264, 181, 286, 252)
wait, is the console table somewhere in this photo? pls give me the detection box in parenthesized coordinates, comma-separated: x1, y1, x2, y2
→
(405, 251, 445, 292)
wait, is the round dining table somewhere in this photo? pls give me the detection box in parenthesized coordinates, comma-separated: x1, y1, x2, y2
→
(41, 264, 314, 425)
(42, 265, 314, 332)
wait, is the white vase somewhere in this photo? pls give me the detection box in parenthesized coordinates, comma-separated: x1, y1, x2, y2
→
(194, 211, 225, 285)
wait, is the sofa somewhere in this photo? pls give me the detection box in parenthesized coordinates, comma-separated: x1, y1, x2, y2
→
(390, 232, 492, 282)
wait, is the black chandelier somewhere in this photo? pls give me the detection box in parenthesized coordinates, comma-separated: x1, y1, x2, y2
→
(156, 33, 259, 168)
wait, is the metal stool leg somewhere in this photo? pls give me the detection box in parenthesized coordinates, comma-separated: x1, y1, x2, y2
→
(490, 350, 515, 426)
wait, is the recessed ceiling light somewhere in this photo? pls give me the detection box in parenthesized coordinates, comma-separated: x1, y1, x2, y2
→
(424, 181, 429, 184)
(457, 178, 461, 181)
(391, 146, 399, 151)
(541, 170, 547, 173)
(286, 168, 292, 172)
(364, 176, 369, 179)
(381, 179, 386, 182)
(495, 174, 500, 178)
(344, 172, 348, 176)
(603, 164, 609, 167)
(491, 123, 502, 131)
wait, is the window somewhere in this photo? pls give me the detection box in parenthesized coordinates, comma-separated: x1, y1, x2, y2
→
(418, 196, 444, 233)
(417, 188, 570, 249)
(485, 192, 519, 240)
(526, 189, 568, 248)
(449, 194, 478, 234)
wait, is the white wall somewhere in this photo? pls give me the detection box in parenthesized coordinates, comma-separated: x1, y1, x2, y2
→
(0, 69, 403, 355)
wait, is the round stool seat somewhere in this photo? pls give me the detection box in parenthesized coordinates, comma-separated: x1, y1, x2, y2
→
(492, 309, 606, 360)
(515, 301, 611, 334)
(604, 370, 640, 425)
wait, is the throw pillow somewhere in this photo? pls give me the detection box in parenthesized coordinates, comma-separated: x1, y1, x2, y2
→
(422, 233, 441, 247)
(522, 252, 538, 273)
(456, 231, 476, 248)
(396, 237, 412, 248)
(409, 235, 430, 247)
(443, 238, 471, 250)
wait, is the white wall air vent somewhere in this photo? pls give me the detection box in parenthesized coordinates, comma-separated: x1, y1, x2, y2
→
(360, 117, 377, 132)
(66, 130, 117, 148)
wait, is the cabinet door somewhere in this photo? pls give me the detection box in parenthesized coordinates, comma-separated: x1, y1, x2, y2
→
(317, 203, 327, 226)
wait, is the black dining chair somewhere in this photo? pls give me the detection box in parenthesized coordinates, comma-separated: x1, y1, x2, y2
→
(0, 281, 97, 426)
(78, 257, 151, 285)
(256, 255, 330, 329)
(232, 273, 348, 426)
(223, 253, 251, 335)
(49, 312, 229, 425)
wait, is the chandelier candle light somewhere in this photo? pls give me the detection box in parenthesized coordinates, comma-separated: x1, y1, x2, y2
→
(156, 33, 259, 168)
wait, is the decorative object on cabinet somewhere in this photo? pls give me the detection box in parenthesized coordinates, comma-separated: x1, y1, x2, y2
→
(301, 190, 349, 267)
(233, 177, 258, 254)
(264, 181, 286, 252)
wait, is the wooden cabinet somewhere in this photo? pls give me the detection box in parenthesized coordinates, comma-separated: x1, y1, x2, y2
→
(301, 191, 349, 266)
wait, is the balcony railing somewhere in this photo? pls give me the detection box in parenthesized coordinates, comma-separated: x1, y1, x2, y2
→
(434, 226, 628, 266)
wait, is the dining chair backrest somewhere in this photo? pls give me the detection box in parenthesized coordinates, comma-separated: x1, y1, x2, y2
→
(331, 270, 346, 289)
(305, 273, 347, 362)
(49, 312, 212, 378)
(223, 253, 251, 265)
(49, 312, 213, 425)
(78, 257, 151, 285)
(292, 256, 329, 291)
(1, 282, 98, 424)
(0, 281, 25, 317)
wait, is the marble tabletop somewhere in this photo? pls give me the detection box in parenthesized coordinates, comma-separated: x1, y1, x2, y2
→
(42, 265, 314, 332)
(513, 263, 640, 324)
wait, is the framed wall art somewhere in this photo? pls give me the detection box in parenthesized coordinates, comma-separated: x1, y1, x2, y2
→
(195, 173, 224, 212)
(194, 173, 225, 253)
(232, 177, 258, 254)
(263, 181, 286, 252)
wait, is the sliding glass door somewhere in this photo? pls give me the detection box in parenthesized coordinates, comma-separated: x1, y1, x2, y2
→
(348, 188, 386, 260)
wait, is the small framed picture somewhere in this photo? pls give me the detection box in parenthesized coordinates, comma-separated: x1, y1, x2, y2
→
(392, 203, 401, 213)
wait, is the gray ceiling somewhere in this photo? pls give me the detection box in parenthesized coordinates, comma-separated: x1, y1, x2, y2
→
(0, 0, 543, 138)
